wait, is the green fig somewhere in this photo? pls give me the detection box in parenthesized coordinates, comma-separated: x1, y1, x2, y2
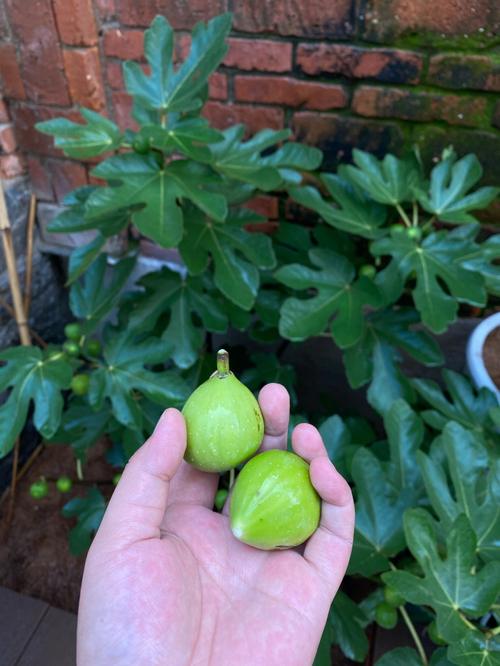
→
(182, 349, 264, 473)
(230, 449, 321, 550)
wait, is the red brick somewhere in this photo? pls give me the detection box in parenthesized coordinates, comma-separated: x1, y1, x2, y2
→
(0, 43, 26, 99)
(224, 38, 292, 72)
(297, 44, 423, 85)
(292, 112, 403, 168)
(48, 159, 88, 200)
(106, 61, 124, 90)
(352, 86, 488, 128)
(27, 156, 53, 199)
(63, 48, 106, 110)
(119, 0, 228, 28)
(427, 54, 500, 92)
(95, 0, 115, 20)
(0, 2, 9, 40)
(246, 196, 279, 219)
(0, 153, 26, 178)
(0, 98, 9, 123)
(103, 28, 144, 60)
(203, 102, 284, 135)
(10, 105, 81, 155)
(0, 125, 17, 153)
(234, 76, 348, 111)
(53, 0, 98, 46)
(112, 91, 137, 131)
(233, 0, 354, 38)
(5, 0, 70, 105)
(209, 72, 227, 101)
(174, 33, 191, 62)
(361, 0, 499, 43)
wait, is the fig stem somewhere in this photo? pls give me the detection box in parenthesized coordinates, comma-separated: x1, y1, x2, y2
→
(216, 349, 230, 377)
(229, 467, 235, 489)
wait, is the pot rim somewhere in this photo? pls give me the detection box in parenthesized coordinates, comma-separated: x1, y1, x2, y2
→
(466, 311, 500, 402)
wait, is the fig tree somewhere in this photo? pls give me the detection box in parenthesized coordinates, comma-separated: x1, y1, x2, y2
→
(30, 478, 49, 500)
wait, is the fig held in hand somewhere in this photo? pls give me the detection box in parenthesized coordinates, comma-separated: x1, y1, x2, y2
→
(230, 449, 321, 550)
(182, 349, 264, 473)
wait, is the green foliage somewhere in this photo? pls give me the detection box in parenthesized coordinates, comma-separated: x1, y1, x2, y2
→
(1, 12, 498, 666)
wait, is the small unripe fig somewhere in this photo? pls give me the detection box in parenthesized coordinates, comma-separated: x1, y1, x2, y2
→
(407, 227, 422, 240)
(182, 350, 264, 473)
(230, 449, 321, 550)
(56, 476, 72, 493)
(375, 602, 398, 629)
(215, 488, 228, 512)
(71, 374, 89, 395)
(428, 620, 446, 646)
(30, 478, 49, 500)
(389, 223, 405, 235)
(63, 341, 80, 357)
(86, 339, 101, 356)
(359, 264, 376, 279)
(64, 322, 82, 341)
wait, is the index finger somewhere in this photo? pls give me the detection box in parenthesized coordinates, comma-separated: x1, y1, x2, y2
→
(257, 383, 290, 452)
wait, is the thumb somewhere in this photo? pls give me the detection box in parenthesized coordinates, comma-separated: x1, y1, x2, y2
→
(92, 408, 186, 550)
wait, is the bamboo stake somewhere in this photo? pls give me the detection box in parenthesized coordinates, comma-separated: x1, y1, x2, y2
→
(23, 193, 36, 315)
(0, 181, 32, 534)
(0, 293, 47, 347)
(0, 181, 31, 345)
(0, 444, 44, 509)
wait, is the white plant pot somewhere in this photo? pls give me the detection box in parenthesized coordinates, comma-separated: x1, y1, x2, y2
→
(466, 312, 500, 403)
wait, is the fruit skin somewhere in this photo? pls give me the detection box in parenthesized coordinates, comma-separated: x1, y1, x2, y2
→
(86, 339, 101, 356)
(375, 602, 398, 629)
(428, 620, 447, 646)
(389, 223, 405, 235)
(384, 585, 405, 608)
(407, 227, 422, 240)
(71, 374, 89, 395)
(30, 478, 49, 499)
(182, 354, 264, 473)
(215, 488, 228, 512)
(56, 476, 72, 493)
(64, 322, 82, 341)
(63, 341, 80, 357)
(230, 449, 321, 550)
(132, 136, 150, 154)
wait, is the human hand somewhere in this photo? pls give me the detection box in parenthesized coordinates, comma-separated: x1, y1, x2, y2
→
(77, 384, 354, 666)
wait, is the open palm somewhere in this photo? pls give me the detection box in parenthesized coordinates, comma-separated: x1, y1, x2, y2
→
(78, 384, 354, 666)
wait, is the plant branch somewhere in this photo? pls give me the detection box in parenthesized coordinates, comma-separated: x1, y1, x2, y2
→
(396, 204, 412, 228)
(389, 563, 428, 665)
(412, 201, 419, 227)
(23, 193, 36, 315)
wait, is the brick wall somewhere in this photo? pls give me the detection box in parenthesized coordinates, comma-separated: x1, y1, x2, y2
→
(0, 0, 499, 212)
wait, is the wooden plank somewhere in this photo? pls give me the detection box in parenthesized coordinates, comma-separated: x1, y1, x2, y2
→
(16, 606, 77, 666)
(0, 586, 49, 666)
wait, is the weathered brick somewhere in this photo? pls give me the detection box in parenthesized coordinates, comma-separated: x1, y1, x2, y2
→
(0, 153, 26, 178)
(103, 28, 144, 60)
(203, 102, 284, 134)
(352, 86, 488, 127)
(0, 98, 9, 123)
(10, 105, 81, 155)
(0, 43, 26, 99)
(52, 0, 98, 46)
(106, 61, 124, 90)
(63, 48, 106, 111)
(233, 0, 354, 38)
(0, 124, 17, 153)
(361, 0, 499, 44)
(297, 43, 423, 84)
(246, 195, 279, 219)
(111, 91, 137, 131)
(427, 54, 500, 92)
(224, 38, 292, 72)
(27, 156, 54, 200)
(493, 101, 500, 130)
(292, 112, 403, 168)
(0, 1, 9, 40)
(209, 72, 227, 101)
(234, 76, 348, 110)
(5, 0, 70, 105)
(48, 159, 88, 200)
(95, 0, 115, 20)
(119, 0, 228, 28)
